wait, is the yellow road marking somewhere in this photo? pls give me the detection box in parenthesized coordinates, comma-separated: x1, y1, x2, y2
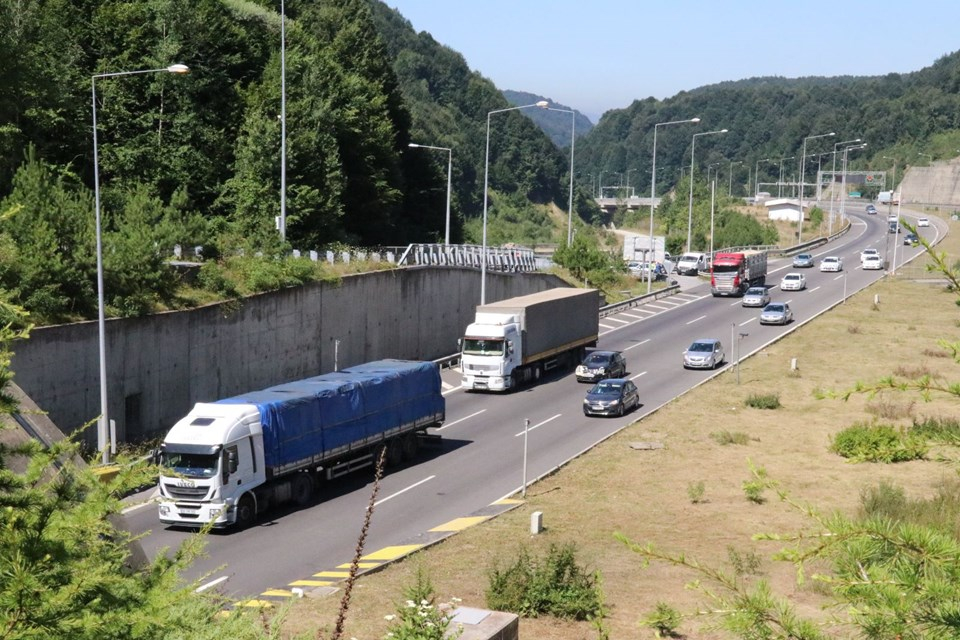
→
(289, 579, 334, 587)
(430, 516, 489, 532)
(362, 544, 424, 561)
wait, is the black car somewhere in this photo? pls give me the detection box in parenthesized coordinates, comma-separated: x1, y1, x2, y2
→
(576, 350, 627, 383)
(904, 232, 919, 246)
(583, 378, 640, 417)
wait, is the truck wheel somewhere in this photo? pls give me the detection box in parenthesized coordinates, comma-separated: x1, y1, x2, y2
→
(401, 433, 420, 460)
(533, 365, 542, 382)
(386, 439, 403, 467)
(236, 495, 256, 529)
(292, 474, 315, 507)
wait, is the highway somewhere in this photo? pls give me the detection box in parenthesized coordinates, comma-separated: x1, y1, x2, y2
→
(124, 204, 943, 602)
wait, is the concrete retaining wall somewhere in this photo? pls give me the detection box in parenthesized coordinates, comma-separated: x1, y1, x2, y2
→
(11, 267, 566, 447)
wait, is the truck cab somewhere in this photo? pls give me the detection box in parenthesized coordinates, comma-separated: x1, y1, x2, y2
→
(460, 313, 521, 391)
(157, 403, 265, 528)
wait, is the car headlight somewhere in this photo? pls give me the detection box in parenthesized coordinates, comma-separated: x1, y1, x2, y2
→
(608, 399, 620, 405)
(209, 508, 222, 519)
(159, 505, 170, 516)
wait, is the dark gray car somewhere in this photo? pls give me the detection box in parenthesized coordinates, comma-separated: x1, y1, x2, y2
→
(576, 350, 627, 383)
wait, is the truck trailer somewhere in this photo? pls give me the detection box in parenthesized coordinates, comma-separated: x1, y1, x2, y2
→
(460, 288, 599, 392)
(710, 251, 767, 296)
(157, 360, 445, 529)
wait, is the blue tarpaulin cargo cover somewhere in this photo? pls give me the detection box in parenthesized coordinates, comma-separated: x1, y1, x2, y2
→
(216, 360, 444, 471)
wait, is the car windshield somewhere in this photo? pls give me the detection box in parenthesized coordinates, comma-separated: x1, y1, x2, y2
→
(746, 288, 764, 295)
(765, 304, 784, 312)
(591, 381, 623, 394)
(785, 275, 800, 281)
(689, 342, 713, 352)
(585, 353, 612, 365)
(796, 254, 811, 260)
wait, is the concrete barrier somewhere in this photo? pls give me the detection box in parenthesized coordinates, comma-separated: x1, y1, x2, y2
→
(11, 267, 567, 448)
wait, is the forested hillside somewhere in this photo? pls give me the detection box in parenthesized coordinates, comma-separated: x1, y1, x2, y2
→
(0, 0, 582, 323)
(502, 89, 594, 147)
(575, 50, 960, 201)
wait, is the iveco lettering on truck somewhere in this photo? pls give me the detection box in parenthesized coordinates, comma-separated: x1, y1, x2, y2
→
(710, 251, 768, 296)
(157, 360, 445, 529)
(460, 288, 600, 391)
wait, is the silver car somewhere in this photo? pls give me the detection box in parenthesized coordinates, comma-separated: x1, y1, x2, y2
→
(792, 253, 814, 268)
(741, 286, 771, 308)
(760, 302, 793, 325)
(683, 338, 725, 369)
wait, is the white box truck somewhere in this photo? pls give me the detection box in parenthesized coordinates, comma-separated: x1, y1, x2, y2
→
(460, 288, 599, 392)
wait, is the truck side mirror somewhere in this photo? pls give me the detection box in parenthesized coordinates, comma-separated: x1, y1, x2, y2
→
(506, 341, 514, 355)
(228, 450, 238, 473)
(457, 338, 463, 349)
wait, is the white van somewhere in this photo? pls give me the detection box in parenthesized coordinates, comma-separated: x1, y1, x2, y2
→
(675, 252, 707, 276)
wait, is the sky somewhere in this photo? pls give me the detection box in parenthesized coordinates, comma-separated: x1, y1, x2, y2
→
(385, 0, 960, 123)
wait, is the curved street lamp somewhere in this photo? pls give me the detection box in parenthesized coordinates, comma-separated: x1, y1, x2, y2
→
(686, 128, 728, 253)
(648, 117, 699, 292)
(92, 63, 190, 463)
(481, 101, 548, 304)
(408, 143, 453, 245)
(797, 131, 834, 244)
(541, 104, 576, 245)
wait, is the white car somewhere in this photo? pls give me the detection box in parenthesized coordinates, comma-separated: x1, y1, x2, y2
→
(860, 248, 880, 264)
(917, 217, 930, 227)
(780, 272, 806, 291)
(862, 255, 883, 270)
(819, 256, 843, 272)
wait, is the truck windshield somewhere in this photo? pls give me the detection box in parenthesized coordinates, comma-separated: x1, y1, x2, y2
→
(462, 338, 504, 356)
(159, 451, 219, 479)
(712, 264, 739, 274)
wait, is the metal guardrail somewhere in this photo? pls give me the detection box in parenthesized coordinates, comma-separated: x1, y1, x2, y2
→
(395, 243, 538, 272)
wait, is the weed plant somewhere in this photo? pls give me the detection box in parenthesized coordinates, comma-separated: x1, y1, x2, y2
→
(710, 430, 751, 445)
(744, 393, 781, 409)
(830, 423, 928, 462)
(726, 546, 764, 576)
(486, 543, 601, 620)
(687, 481, 706, 504)
(910, 416, 960, 444)
(860, 478, 960, 539)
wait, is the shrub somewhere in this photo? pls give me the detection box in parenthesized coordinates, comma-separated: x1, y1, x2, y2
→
(486, 543, 601, 620)
(830, 423, 928, 462)
(744, 393, 780, 409)
(641, 602, 682, 638)
(727, 546, 764, 576)
(866, 398, 916, 420)
(687, 481, 706, 503)
(710, 430, 750, 445)
(384, 566, 462, 640)
(742, 465, 770, 504)
(910, 416, 960, 444)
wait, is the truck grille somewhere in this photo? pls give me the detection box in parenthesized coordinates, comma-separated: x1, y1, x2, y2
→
(465, 363, 498, 373)
(162, 482, 210, 500)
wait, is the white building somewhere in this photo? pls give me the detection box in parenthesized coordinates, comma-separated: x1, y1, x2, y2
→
(764, 198, 808, 222)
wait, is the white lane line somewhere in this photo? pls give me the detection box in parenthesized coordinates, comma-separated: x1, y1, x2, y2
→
(514, 413, 562, 437)
(808, 286, 821, 293)
(833, 274, 844, 281)
(635, 308, 657, 315)
(676, 294, 708, 301)
(630, 370, 648, 381)
(624, 338, 651, 352)
(739, 317, 756, 327)
(620, 312, 646, 320)
(686, 314, 707, 325)
(644, 304, 671, 311)
(441, 380, 456, 390)
(729, 299, 742, 306)
(655, 300, 679, 306)
(604, 316, 631, 325)
(375, 475, 435, 506)
(599, 322, 617, 329)
(438, 409, 485, 431)
(196, 576, 229, 593)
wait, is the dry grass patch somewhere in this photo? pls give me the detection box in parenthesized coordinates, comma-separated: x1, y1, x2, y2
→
(280, 227, 960, 639)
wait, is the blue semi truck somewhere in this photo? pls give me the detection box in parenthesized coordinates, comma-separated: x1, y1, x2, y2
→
(157, 360, 445, 528)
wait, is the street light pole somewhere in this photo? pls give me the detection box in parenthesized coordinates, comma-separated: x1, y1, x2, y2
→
(777, 156, 794, 198)
(482, 101, 548, 305)
(728, 160, 742, 196)
(280, 0, 287, 242)
(687, 128, 728, 253)
(543, 104, 576, 245)
(839, 144, 867, 232)
(408, 143, 453, 245)
(829, 138, 861, 234)
(798, 132, 835, 244)
(648, 117, 699, 292)
(754, 158, 774, 197)
(92, 63, 189, 464)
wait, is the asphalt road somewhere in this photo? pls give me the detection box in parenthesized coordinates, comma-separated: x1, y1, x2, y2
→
(123, 205, 944, 601)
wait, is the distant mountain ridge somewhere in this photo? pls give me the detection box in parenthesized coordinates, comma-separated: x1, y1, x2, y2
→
(502, 90, 594, 148)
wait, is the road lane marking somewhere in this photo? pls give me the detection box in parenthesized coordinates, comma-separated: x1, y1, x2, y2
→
(620, 312, 646, 320)
(604, 316, 630, 324)
(430, 516, 491, 532)
(630, 370, 648, 381)
(437, 410, 485, 430)
(599, 322, 617, 329)
(624, 338, 651, 351)
(375, 475, 435, 506)
(833, 274, 844, 281)
(196, 576, 229, 593)
(739, 317, 755, 327)
(514, 413, 562, 437)
(686, 315, 707, 325)
(644, 304, 671, 311)
(808, 286, 821, 293)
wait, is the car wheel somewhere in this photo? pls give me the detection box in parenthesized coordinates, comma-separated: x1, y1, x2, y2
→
(236, 494, 256, 529)
(618, 404, 625, 417)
